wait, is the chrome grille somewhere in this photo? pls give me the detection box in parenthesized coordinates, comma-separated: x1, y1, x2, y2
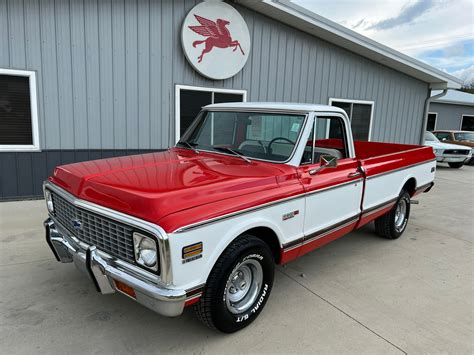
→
(444, 149, 470, 155)
(51, 192, 135, 263)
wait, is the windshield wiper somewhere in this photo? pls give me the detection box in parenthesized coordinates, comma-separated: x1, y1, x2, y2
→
(176, 140, 199, 153)
(213, 147, 251, 163)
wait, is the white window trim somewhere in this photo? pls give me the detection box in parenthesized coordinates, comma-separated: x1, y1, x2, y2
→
(0, 68, 40, 152)
(460, 114, 473, 131)
(427, 112, 438, 131)
(175, 84, 247, 143)
(329, 98, 374, 141)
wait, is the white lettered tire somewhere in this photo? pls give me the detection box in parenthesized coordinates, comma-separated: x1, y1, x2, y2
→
(194, 235, 275, 333)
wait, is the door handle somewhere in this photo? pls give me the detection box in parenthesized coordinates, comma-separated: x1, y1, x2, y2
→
(308, 169, 318, 175)
(348, 171, 362, 178)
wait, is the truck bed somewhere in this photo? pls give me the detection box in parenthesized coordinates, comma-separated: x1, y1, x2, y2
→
(354, 141, 435, 178)
(354, 141, 428, 160)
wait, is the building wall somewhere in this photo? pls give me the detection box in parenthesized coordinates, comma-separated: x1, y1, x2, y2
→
(0, 0, 428, 199)
(429, 102, 474, 130)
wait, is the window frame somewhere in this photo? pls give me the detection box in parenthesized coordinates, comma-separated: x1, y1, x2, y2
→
(0, 68, 40, 152)
(460, 114, 474, 131)
(301, 115, 349, 166)
(427, 112, 438, 131)
(174, 84, 247, 143)
(328, 98, 374, 141)
(180, 109, 308, 164)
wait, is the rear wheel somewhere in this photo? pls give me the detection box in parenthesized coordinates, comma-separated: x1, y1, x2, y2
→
(448, 162, 464, 168)
(194, 235, 274, 333)
(375, 190, 411, 239)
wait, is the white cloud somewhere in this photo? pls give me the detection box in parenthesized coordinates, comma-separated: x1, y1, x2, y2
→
(367, 0, 436, 30)
(451, 64, 474, 82)
(292, 0, 474, 80)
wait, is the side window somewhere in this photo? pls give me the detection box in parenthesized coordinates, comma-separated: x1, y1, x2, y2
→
(435, 132, 450, 141)
(301, 116, 347, 165)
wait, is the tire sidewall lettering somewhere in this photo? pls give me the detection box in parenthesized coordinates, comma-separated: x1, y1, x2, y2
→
(221, 252, 271, 324)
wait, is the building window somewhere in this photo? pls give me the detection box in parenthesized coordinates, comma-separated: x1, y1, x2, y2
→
(0, 69, 40, 151)
(175, 85, 246, 142)
(461, 115, 474, 131)
(329, 99, 374, 141)
(427, 112, 437, 131)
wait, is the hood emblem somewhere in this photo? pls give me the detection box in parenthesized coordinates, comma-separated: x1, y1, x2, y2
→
(71, 219, 83, 231)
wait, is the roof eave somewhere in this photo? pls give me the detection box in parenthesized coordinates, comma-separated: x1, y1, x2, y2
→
(235, 0, 462, 90)
(432, 99, 474, 107)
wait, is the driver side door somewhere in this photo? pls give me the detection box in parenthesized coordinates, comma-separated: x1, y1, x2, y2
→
(297, 114, 363, 256)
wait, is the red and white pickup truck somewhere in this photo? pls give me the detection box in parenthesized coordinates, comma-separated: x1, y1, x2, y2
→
(44, 103, 435, 332)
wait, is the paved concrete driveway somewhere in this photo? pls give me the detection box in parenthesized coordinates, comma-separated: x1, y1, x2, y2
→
(1, 165, 472, 354)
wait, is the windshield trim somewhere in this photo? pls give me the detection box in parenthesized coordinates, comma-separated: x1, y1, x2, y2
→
(176, 110, 310, 165)
(425, 131, 439, 142)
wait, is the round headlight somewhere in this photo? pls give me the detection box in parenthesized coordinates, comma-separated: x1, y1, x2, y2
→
(45, 190, 54, 213)
(133, 233, 157, 270)
(138, 238, 157, 267)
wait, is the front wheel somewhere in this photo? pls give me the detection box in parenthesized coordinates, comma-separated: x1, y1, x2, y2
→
(448, 162, 464, 168)
(375, 190, 411, 239)
(194, 235, 275, 333)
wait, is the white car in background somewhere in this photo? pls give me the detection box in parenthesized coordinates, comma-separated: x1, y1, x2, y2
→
(424, 131, 472, 168)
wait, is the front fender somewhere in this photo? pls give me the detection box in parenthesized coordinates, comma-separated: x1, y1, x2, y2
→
(166, 197, 305, 291)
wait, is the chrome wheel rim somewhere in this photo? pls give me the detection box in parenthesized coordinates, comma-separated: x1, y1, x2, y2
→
(394, 198, 408, 231)
(225, 259, 263, 314)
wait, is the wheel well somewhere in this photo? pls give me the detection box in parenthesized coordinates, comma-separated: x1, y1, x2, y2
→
(403, 177, 417, 197)
(244, 226, 281, 264)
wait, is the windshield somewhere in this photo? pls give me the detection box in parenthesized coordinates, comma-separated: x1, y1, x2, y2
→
(425, 131, 439, 142)
(179, 111, 306, 162)
(454, 132, 474, 141)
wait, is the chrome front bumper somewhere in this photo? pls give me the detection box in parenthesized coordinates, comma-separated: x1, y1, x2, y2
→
(436, 154, 472, 163)
(44, 218, 186, 317)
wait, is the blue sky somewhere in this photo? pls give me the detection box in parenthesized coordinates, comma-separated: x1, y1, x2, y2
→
(292, 0, 474, 83)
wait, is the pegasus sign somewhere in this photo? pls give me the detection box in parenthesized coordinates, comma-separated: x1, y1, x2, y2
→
(181, 1, 251, 80)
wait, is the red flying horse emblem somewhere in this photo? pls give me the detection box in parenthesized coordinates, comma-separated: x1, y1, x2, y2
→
(188, 14, 245, 63)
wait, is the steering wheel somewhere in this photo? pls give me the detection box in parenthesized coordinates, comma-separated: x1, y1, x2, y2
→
(268, 137, 296, 154)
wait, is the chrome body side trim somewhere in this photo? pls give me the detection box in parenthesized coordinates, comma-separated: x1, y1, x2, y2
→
(365, 159, 436, 180)
(44, 218, 186, 317)
(174, 194, 306, 233)
(174, 178, 363, 233)
(43, 181, 173, 285)
(282, 214, 359, 251)
(361, 198, 398, 217)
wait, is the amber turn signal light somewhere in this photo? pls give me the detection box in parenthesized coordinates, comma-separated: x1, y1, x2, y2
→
(114, 279, 136, 299)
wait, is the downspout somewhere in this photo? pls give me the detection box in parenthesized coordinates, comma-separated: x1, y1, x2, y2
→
(420, 88, 448, 144)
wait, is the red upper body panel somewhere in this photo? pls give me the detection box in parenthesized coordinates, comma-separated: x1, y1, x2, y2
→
(49, 147, 303, 231)
(49, 142, 434, 233)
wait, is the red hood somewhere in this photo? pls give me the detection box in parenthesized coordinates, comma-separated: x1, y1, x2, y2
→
(49, 148, 297, 226)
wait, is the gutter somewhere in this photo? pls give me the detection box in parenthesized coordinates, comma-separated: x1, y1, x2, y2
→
(420, 89, 448, 145)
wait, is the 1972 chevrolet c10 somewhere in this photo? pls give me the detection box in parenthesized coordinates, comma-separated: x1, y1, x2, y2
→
(44, 103, 436, 332)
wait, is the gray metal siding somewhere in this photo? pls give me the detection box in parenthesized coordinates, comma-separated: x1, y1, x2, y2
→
(1, 0, 429, 151)
(1, 0, 432, 200)
(0, 149, 161, 199)
(429, 102, 474, 130)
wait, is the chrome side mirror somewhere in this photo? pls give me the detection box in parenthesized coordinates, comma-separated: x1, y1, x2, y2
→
(309, 155, 338, 175)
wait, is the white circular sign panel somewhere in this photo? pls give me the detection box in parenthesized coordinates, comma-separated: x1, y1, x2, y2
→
(181, 1, 251, 80)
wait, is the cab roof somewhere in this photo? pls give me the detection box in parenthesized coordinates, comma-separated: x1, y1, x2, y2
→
(204, 102, 347, 114)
